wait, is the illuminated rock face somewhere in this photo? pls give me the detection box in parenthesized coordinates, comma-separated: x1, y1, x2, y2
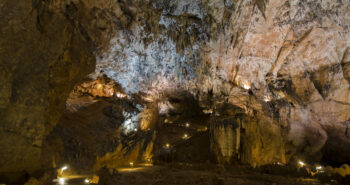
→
(46, 75, 156, 171)
(1, 0, 350, 177)
(94, 0, 350, 166)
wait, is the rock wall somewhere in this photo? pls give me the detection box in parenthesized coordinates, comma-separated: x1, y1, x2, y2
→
(0, 0, 117, 175)
(46, 75, 156, 172)
(1, 0, 350, 176)
(210, 104, 286, 166)
(94, 0, 350, 166)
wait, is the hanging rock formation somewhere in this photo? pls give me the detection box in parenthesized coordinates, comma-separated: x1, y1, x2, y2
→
(92, 0, 350, 166)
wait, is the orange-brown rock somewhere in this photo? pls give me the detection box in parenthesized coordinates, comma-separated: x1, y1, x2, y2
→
(1, 0, 350, 178)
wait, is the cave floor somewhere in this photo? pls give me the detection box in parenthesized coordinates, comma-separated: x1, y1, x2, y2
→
(53, 163, 325, 185)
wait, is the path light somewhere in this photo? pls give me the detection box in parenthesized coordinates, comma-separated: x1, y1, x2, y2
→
(84, 179, 90, 184)
(316, 165, 324, 173)
(298, 161, 305, 167)
(116, 93, 126, 98)
(58, 178, 66, 185)
(58, 166, 68, 177)
(61, 166, 68, 171)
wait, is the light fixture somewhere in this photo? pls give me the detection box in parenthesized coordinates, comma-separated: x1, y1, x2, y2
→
(61, 166, 68, 171)
(116, 93, 126, 98)
(165, 143, 170, 148)
(316, 166, 322, 170)
(84, 179, 90, 184)
(185, 123, 190, 127)
(298, 161, 305, 167)
(58, 178, 66, 185)
(134, 128, 138, 132)
(130, 162, 134, 167)
(183, 134, 188, 139)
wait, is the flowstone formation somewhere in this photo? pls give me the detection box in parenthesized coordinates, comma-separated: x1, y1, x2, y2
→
(0, 0, 350, 183)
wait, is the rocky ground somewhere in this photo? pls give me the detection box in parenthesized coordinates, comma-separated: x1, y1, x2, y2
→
(51, 163, 350, 185)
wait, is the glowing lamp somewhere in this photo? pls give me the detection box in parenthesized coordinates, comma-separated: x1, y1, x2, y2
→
(316, 166, 322, 170)
(61, 166, 68, 171)
(165, 143, 170, 148)
(116, 93, 126, 98)
(84, 179, 90, 184)
(183, 134, 188, 139)
(58, 178, 66, 185)
(298, 161, 305, 167)
(134, 128, 138, 132)
(130, 162, 134, 167)
(185, 123, 190, 127)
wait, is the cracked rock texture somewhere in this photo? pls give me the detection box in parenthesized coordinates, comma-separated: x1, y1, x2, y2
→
(1, 0, 350, 177)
